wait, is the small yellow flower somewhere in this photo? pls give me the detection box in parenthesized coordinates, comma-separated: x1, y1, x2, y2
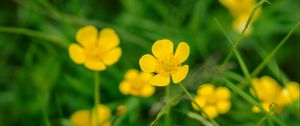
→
(139, 39, 190, 86)
(219, 0, 261, 34)
(119, 69, 155, 97)
(70, 104, 111, 126)
(192, 84, 231, 118)
(69, 25, 122, 71)
(251, 76, 300, 112)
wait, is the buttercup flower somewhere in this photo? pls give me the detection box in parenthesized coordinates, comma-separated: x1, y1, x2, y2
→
(139, 39, 190, 86)
(251, 76, 300, 112)
(192, 84, 231, 118)
(219, 0, 261, 34)
(119, 69, 155, 97)
(69, 25, 122, 71)
(70, 104, 111, 126)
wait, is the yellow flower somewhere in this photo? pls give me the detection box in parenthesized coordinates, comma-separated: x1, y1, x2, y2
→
(251, 76, 300, 112)
(219, 0, 261, 34)
(70, 104, 111, 126)
(139, 39, 190, 86)
(69, 25, 122, 71)
(119, 69, 155, 97)
(192, 84, 231, 118)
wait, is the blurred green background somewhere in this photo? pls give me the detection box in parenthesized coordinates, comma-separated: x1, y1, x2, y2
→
(0, 0, 299, 125)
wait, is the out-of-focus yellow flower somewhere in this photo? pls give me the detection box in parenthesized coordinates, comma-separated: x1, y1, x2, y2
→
(139, 39, 190, 86)
(251, 76, 300, 113)
(69, 25, 122, 71)
(119, 69, 155, 97)
(192, 84, 231, 118)
(219, 0, 261, 34)
(70, 104, 111, 126)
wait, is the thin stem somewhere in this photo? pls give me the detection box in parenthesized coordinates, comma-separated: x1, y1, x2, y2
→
(256, 104, 277, 126)
(36, 92, 51, 126)
(94, 72, 100, 126)
(221, 0, 270, 67)
(0, 27, 69, 48)
(165, 84, 171, 126)
(251, 21, 300, 77)
(179, 83, 219, 126)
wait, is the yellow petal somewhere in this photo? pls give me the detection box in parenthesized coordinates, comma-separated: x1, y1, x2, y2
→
(174, 42, 190, 63)
(139, 54, 158, 73)
(216, 100, 231, 114)
(69, 44, 85, 64)
(141, 84, 155, 97)
(139, 72, 153, 81)
(149, 74, 170, 86)
(76, 25, 98, 47)
(102, 47, 122, 65)
(285, 82, 300, 101)
(124, 69, 139, 80)
(171, 65, 189, 84)
(151, 39, 174, 60)
(119, 81, 131, 95)
(232, 15, 252, 35)
(203, 106, 218, 119)
(84, 60, 106, 71)
(197, 84, 215, 96)
(70, 110, 90, 126)
(192, 96, 206, 111)
(98, 28, 120, 51)
(91, 104, 111, 125)
(215, 87, 231, 100)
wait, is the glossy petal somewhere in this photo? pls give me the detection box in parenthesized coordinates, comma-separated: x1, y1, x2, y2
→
(139, 54, 158, 73)
(192, 96, 206, 111)
(171, 65, 189, 84)
(76, 25, 98, 47)
(216, 87, 231, 100)
(84, 60, 106, 71)
(70, 110, 90, 126)
(119, 81, 131, 95)
(216, 100, 231, 114)
(149, 74, 170, 86)
(174, 42, 190, 63)
(204, 106, 218, 118)
(69, 44, 85, 64)
(151, 39, 174, 60)
(98, 28, 120, 51)
(141, 84, 155, 97)
(124, 69, 139, 80)
(102, 47, 122, 65)
(197, 84, 215, 96)
(139, 72, 153, 81)
(91, 104, 111, 125)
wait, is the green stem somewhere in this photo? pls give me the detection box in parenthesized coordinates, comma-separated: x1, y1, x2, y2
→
(251, 21, 300, 77)
(165, 84, 171, 126)
(0, 27, 69, 48)
(256, 104, 277, 126)
(179, 83, 219, 126)
(36, 93, 51, 126)
(221, 0, 270, 67)
(94, 72, 100, 126)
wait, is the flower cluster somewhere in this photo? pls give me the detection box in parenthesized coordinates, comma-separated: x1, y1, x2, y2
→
(219, 0, 260, 34)
(139, 39, 190, 86)
(119, 69, 155, 97)
(69, 25, 122, 71)
(251, 76, 300, 112)
(192, 84, 231, 118)
(70, 104, 111, 126)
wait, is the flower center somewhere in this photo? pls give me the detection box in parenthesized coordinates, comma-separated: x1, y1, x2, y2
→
(156, 54, 179, 75)
(84, 44, 105, 61)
